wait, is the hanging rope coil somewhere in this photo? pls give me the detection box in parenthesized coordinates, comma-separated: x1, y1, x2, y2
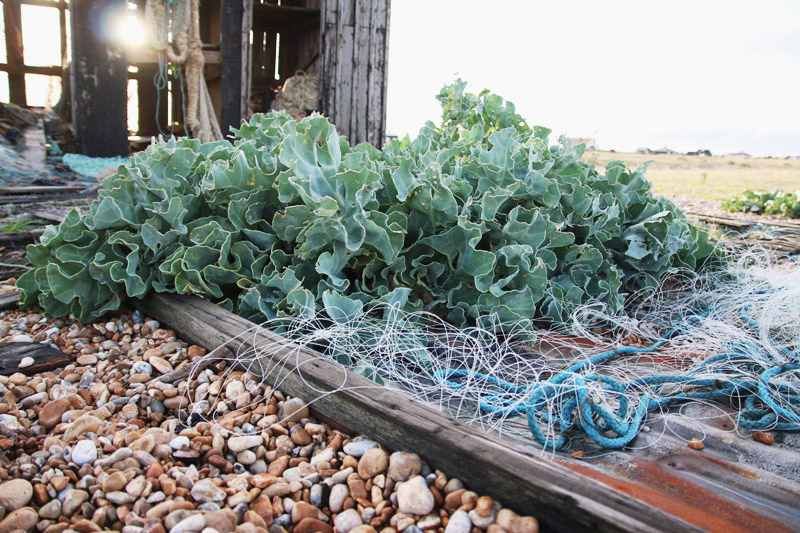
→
(145, 0, 222, 142)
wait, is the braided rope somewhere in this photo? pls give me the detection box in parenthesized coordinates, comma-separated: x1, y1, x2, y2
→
(435, 307, 800, 450)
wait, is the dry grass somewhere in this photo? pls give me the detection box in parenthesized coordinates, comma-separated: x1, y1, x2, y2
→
(582, 151, 800, 200)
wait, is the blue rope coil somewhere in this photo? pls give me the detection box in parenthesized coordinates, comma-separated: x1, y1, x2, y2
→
(434, 307, 800, 450)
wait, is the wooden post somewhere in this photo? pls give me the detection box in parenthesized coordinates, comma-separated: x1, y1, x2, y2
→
(70, 0, 129, 157)
(220, 0, 252, 138)
(3, 0, 26, 106)
(319, 0, 389, 147)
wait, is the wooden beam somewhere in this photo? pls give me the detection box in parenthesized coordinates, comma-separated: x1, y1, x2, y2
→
(220, 0, 253, 137)
(3, 0, 26, 106)
(0, 64, 62, 76)
(70, 0, 129, 157)
(134, 292, 700, 533)
(0, 292, 20, 311)
(0, 190, 97, 205)
(0, 342, 71, 376)
(0, 230, 43, 243)
(319, 0, 337, 125)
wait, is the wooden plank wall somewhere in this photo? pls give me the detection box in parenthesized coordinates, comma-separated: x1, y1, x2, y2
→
(220, 0, 253, 137)
(70, 0, 129, 157)
(320, 0, 389, 147)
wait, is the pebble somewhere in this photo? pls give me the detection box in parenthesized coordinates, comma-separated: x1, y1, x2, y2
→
(150, 356, 173, 374)
(132, 361, 153, 376)
(343, 439, 378, 457)
(11, 334, 32, 342)
(191, 480, 227, 502)
(445, 510, 472, 533)
(0, 507, 38, 531)
(170, 436, 191, 450)
(278, 398, 308, 423)
(357, 447, 389, 479)
(63, 414, 102, 442)
(17, 356, 34, 368)
(227, 435, 262, 453)
(170, 513, 206, 533)
(388, 451, 422, 482)
(39, 398, 71, 429)
(329, 483, 348, 513)
(397, 476, 435, 515)
(0, 306, 539, 533)
(102, 471, 128, 492)
(71, 439, 98, 465)
(0, 479, 32, 511)
(61, 489, 89, 516)
(334, 508, 363, 533)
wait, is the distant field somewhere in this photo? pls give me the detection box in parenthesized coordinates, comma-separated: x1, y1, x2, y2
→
(582, 151, 800, 200)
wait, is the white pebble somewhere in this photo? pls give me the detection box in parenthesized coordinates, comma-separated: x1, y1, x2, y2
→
(11, 334, 32, 343)
(132, 361, 153, 376)
(170, 436, 191, 450)
(71, 440, 97, 466)
(445, 510, 473, 533)
(18, 357, 34, 369)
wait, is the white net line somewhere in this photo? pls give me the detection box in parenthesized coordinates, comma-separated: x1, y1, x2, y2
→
(179, 247, 800, 455)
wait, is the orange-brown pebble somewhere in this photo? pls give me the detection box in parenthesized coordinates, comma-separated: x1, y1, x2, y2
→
(688, 438, 704, 450)
(444, 488, 466, 510)
(570, 450, 585, 458)
(268, 456, 290, 477)
(475, 496, 493, 518)
(294, 518, 333, 533)
(753, 431, 774, 445)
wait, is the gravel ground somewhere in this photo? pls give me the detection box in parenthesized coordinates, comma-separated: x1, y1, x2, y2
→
(0, 278, 537, 533)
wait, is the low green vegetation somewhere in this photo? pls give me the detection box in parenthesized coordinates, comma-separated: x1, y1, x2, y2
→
(0, 215, 32, 232)
(18, 81, 713, 327)
(722, 190, 800, 218)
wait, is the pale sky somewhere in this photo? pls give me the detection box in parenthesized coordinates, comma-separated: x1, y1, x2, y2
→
(385, 0, 800, 157)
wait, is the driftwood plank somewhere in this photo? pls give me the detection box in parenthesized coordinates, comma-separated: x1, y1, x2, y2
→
(0, 291, 20, 311)
(0, 186, 84, 195)
(32, 208, 73, 223)
(0, 229, 43, 243)
(0, 191, 97, 205)
(0, 342, 70, 376)
(134, 292, 698, 533)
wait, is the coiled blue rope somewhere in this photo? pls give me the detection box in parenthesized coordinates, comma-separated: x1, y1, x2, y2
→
(434, 308, 800, 451)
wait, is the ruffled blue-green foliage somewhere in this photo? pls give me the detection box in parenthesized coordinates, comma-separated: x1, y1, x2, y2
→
(18, 80, 713, 326)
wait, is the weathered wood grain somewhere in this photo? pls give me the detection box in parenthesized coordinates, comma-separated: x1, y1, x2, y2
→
(320, 0, 338, 124)
(134, 292, 699, 533)
(0, 186, 84, 195)
(0, 291, 20, 311)
(351, 0, 371, 143)
(0, 342, 70, 376)
(367, 0, 389, 147)
(0, 230, 42, 244)
(320, 0, 389, 146)
(334, 0, 354, 141)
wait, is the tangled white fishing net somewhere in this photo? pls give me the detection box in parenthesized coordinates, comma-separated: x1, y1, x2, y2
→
(184, 247, 800, 455)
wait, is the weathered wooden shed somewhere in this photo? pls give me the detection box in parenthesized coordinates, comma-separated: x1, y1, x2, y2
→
(218, 0, 391, 146)
(0, 0, 391, 156)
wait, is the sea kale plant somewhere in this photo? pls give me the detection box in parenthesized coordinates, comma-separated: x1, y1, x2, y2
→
(18, 80, 713, 327)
